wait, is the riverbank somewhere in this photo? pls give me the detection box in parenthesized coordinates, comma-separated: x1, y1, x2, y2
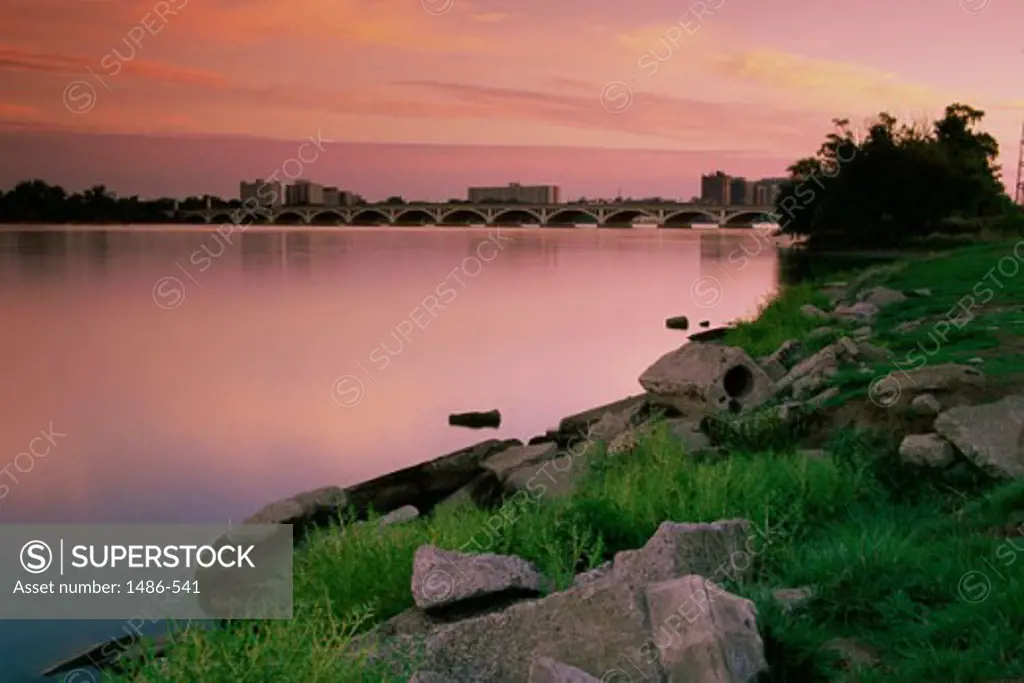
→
(104, 239, 1024, 682)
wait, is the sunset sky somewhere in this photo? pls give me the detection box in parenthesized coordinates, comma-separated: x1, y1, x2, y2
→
(0, 0, 1020, 200)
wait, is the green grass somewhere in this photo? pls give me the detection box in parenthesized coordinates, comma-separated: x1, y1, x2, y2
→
(111, 241, 1024, 682)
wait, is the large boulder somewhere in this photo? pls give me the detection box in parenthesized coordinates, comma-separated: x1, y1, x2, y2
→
(898, 434, 955, 468)
(933, 395, 1024, 478)
(412, 546, 545, 611)
(244, 486, 349, 538)
(639, 344, 775, 415)
(481, 443, 558, 480)
(345, 438, 522, 516)
(528, 657, 602, 683)
(776, 337, 857, 399)
(556, 395, 650, 444)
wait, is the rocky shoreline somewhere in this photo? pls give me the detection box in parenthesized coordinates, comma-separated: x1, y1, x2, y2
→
(44, 265, 1024, 680)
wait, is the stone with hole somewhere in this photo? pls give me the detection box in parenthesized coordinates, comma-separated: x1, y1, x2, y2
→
(639, 344, 775, 415)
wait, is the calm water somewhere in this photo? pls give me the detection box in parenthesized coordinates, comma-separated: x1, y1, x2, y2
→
(0, 225, 780, 681)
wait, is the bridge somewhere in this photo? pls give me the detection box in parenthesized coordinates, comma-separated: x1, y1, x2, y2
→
(175, 202, 779, 228)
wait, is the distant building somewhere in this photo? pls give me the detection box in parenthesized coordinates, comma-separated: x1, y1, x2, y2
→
(286, 180, 325, 206)
(240, 179, 285, 207)
(752, 177, 786, 205)
(322, 187, 357, 207)
(700, 172, 731, 205)
(467, 182, 560, 204)
(729, 177, 755, 206)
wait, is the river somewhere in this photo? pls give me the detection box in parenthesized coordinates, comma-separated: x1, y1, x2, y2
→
(0, 225, 781, 681)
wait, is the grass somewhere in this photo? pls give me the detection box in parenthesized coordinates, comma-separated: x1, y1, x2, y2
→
(112, 240, 1024, 682)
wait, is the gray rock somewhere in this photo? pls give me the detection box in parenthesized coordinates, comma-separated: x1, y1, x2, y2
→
(856, 341, 892, 363)
(777, 338, 857, 398)
(898, 364, 984, 395)
(639, 344, 776, 414)
(758, 357, 787, 382)
(771, 587, 814, 614)
(503, 459, 583, 501)
(894, 319, 922, 334)
(411, 545, 544, 611)
(528, 656, 601, 683)
(417, 580, 664, 682)
(898, 434, 956, 468)
(805, 387, 840, 409)
(852, 326, 872, 340)
(244, 486, 349, 537)
(409, 674, 451, 683)
(967, 357, 985, 365)
(765, 339, 803, 369)
(808, 326, 835, 340)
(557, 395, 648, 442)
(934, 395, 1024, 478)
(610, 519, 752, 591)
(645, 575, 767, 683)
(858, 286, 907, 308)
(572, 562, 612, 589)
(800, 304, 831, 320)
(379, 505, 420, 528)
(913, 288, 932, 297)
(663, 419, 712, 452)
(910, 394, 941, 416)
(833, 301, 879, 323)
(481, 443, 558, 479)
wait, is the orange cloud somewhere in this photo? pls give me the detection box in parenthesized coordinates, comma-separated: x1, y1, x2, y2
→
(0, 47, 227, 87)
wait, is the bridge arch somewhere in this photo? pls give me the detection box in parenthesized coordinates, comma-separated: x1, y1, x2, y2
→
(439, 208, 489, 225)
(181, 213, 207, 224)
(490, 208, 542, 225)
(350, 209, 391, 225)
(722, 210, 778, 227)
(545, 209, 599, 226)
(309, 210, 347, 225)
(273, 211, 308, 225)
(394, 209, 437, 226)
(208, 214, 234, 225)
(663, 211, 718, 228)
(602, 209, 656, 226)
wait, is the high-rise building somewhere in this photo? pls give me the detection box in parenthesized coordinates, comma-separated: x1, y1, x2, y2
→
(729, 177, 755, 206)
(240, 179, 285, 207)
(752, 178, 786, 205)
(700, 172, 731, 205)
(323, 187, 358, 207)
(286, 180, 325, 206)
(467, 182, 560, 204)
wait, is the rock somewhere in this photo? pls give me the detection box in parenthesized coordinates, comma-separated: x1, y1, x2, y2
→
(449, 410, 501, 429)
(765, 339, 803, 370)
(609, 519, 752, 591)
(481, 443, 558, 480)
(557, 395, 649, 443)
(528, 656, 601, 683)
(968, 357, 985, 365)
(244, 486, 349, 538)
(805, 387, 840, 409)
(898, 434, 956, 468)
(503, 458, 582, 501)
(528, 432, 559, 446)
(699, 320, 711, 328)
(852, 326, 872, 340)
(639, 344, 775, 415)
(833, 301, 880, 322)
(820, 282, 849, 303)
(687, 326, 732, 343)
(808, 326, 835, 340)
(894, 364, 984, 396)
(415, 580, 664, 682)
(409, 673, 451, 683)
(776, 338, 857, 399)
(411, 545, 545, 611)
(800, 304, 831, 320)
(41, 633, 174, 677)
(346, 438, 522, 518)
(913, 288, 932, 297)
(770, 586, 814, 614)
(666, 315, 689, 330)
(910, 394, 941, 416)
(758, 357, 787, 382)
(894, 319, 922, 334)
(379, 505, 420, 528)
(645, 575, 767, 683)
(663, 418, 712, 452)
(433, 473, 505, 513)
(856, 341, 892, 363)
(858, 285, 907, 308)
(572, 562, 612, 588)
(933, 395, 1024, 478)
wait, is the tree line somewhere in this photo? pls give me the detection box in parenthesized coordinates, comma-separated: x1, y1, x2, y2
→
(776, 103, 1022, 249)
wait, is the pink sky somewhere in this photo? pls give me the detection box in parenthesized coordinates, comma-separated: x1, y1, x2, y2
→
(0, 0, 1020, 200)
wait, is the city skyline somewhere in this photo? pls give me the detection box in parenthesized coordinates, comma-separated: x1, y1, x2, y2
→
(0, 0, 1021, 200)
